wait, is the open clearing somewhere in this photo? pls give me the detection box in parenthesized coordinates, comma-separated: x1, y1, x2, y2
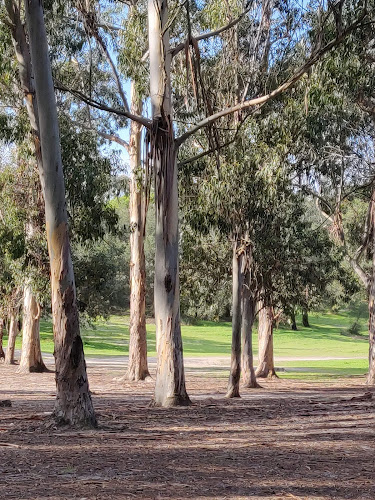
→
(1, 358, 374, 500)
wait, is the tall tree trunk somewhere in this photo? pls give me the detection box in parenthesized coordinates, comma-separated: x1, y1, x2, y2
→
(24, 0, 96, 426)
(19, 285, 47, 373)
(302, 285, 310, 327)
(0, 319, 5, 360)
(148, 0, 190, 406)
(226, 238, 242, 398)
(127, 82, 150, 381)
(302, 309, 310, 328)
(241, 270, 258, 388)
(367, 192, 375, 385)
(368, 279, 375, 385)
(290, 309, 298, 331)
(5, 308, 19, 365)
(255, 301, 277, 378)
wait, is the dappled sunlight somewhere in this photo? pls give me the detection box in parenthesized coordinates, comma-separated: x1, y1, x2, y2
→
(1, 363, 374, 499)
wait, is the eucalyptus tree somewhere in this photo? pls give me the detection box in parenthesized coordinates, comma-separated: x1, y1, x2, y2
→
(11, 0, 97, 426)
(0, 156, 45, 368)
(288, 15, 375, 383)
(57, 0, 368, 405)
(254, 190, 336, 377)
(3, 2, 120, 378)
(53, 0, 152, 381)
(1, 3, 48, 372)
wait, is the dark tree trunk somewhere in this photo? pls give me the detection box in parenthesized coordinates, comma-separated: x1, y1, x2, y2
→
(0, 319, 5, 360)
(255, 301, 277, 378)
(226, 239, 242, 398)
(290, 310, 298, 331)
(302, 309, 310, 328)
(241, 269, 258, 388)
(367, 191, 375, 385)
(23, 0, 96, 426)
(127, 82, 150, 382)
(368, 277, 375, 385)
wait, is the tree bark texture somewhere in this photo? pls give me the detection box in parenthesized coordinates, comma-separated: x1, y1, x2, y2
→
(148, 0, 190, 406)
(241, 270, 258, 388)
(226, 240, 243, 398)
(367, 192, 375, 385)
(19, 285, 47, 373)
(0, 319, 5, 360)
(127, 82, 150, 381)
(290, 310, 298, 331)
(255, 301, 277, 378)
(302, 309, 310, 328)
(5, 309, 19, 365)
(24, 0, 96, 426)
(368, 280, 375, 384)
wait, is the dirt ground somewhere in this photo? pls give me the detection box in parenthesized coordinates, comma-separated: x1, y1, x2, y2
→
(0, 359, 374, 500)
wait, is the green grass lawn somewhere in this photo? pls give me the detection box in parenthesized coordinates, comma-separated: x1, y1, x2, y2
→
(5, 308, 370, 380)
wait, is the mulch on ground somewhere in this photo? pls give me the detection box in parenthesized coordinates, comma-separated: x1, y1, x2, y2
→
(0, 361, 374, 500)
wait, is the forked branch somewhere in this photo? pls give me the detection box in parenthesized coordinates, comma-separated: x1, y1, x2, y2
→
(55, 81, 152, 129)
(175, 12, 367, 146)
(170, 6, 252, 58)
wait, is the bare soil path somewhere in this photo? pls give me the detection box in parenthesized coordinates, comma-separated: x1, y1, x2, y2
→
(0, 358, 374, 500)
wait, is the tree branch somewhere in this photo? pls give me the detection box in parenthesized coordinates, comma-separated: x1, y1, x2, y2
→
(353, 186, 375, 262)
(75, 4, 130, 113)
(170, 6, 251, 58)
(97, 131, 129, 150)
(175, 12, 367, 146)
(349, 257, 370, 289)
(70, 119, 129, 150)
(178, 113, 250, 166)
(302, 186, 334, 218)
(307, 184, 370, 289)
(55, 81, 152, 129)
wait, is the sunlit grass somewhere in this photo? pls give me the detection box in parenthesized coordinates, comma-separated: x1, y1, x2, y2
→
(6, 308, 370, 379)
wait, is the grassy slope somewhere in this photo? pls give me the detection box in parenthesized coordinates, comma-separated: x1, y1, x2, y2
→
(6, 309, 369, 379)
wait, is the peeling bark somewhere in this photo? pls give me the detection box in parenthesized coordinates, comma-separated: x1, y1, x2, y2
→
(241, 271, 258, 388)
(49, 223, 96, 425)
(226, 240, 242, 398)
(5, 308, 19, 365)
(23, 0, 96, 426)
(255, 301, 277, 378)
(152, 134, 190, 407)
(127, 82, 150, 382)
(148, 0, 190, 406)
(368, 280, 375, 385)
(367, 193, 375, 385)
(19, 285, 47, 373)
